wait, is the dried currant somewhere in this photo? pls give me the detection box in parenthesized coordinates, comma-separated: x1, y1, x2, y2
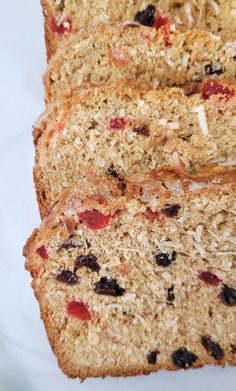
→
(135, 5, 156, 27)
(76, 254, 101, 272)
(56, 270, 78, 285)
(107, 165, 119, 178)
(161, 204, 180, 217)
(172, 347, 198, 369)
(220, 285, 236, 306)
(155, 251, 176, 267)
(167, 285, 175, 304)
(36, 245, 48, 260)
(147, 350, 159, 364)
(133, 124, 150, 136)
(78, 209, 111, 230)
(67, 300, 92, 320)
(94, 277, 125, 296)
(204, 63, 224, 75)
(201, 336, 224, 360)
(198, 270, 221, 286)
(59, 240, 79, 250)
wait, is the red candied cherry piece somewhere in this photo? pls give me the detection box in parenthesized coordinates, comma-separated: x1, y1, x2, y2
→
(109, 48, 131, 67)
(67, 300, 92, 320)
(78, 209, 112, 230)
(36, 245, 48, 260)
(202, 80, 235, 101)
(198, 270, 221, 286)
(57, 122, 64, 133)
(109, 117, 127, 130)
(50, 17, 72, 35)
(153, 15, 171, 46)
(143, 207, 162, 222)
(152, 15, 170, 29)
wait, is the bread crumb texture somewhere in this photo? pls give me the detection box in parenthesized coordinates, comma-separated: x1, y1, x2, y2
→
(34, 78, 236, 217)
(24, 166, 236, 380)
(41, 1, 236, 58)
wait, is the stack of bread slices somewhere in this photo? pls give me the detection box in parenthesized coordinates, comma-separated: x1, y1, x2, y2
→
(24, 1, 236, 380)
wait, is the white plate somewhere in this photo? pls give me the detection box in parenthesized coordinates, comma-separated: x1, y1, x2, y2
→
(0, 1, 235, 390)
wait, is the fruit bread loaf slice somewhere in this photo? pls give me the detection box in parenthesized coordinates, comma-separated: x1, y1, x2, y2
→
(41, 1, 236, 59)
(24, 166, 236, 380)
(44, 24, 236, 104)
(44, 24, 236, 103)
(34, 78, 236, 218)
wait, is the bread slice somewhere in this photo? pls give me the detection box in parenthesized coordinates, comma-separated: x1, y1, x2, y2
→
(41, 1, 236, 59)
(24, 166, 236, 380)
(44, 24, 236, 104)
(34, 78, 236, 218)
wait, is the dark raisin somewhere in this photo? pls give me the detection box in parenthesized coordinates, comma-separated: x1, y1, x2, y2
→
(172, 347, 198, 369)
(94, 277, 125, 296)
(201, 336, 224, 360)
(59, 240, 79, 250)
(133, 124, 150, 136)
(167, 285, 175, 304)
(147, 350, 159, 364)
(161, 204, 181, 217)
(107, 165, 119, 178)
(76, 254, 100, 272)
(56, 270, 78, 285)
(86, 239, 91, 248)
(220, 285, 236, 306)
(155, 251, 177, 267)
(205, 63, 224, 75)
(134, 5, 156, 26)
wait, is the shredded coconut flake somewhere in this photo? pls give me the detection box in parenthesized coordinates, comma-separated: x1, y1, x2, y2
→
(182, 53, 190, 68)
(191, 105, 209, 136)
(174, 15, 183, 25)
(185, 2, 193, 25)
(230, 9, 236, 15)
(172, 151, 181, 167)
(221, 160, 236, 166)
(159, 118, 167, 126)
(195, 225, 203, 243)
(194, 241, 206, 257)
(208, 0, 220, 14)
(168, 122, 180, 130)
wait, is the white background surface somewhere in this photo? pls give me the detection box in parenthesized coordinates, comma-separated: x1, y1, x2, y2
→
(0, 1, 235, 390)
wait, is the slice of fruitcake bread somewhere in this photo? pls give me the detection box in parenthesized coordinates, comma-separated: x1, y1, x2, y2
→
(44, 24, 236, 104)
(41, 1, 236, 58)
(34, 78, 236, 218)
(24, 166, 236, 380)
